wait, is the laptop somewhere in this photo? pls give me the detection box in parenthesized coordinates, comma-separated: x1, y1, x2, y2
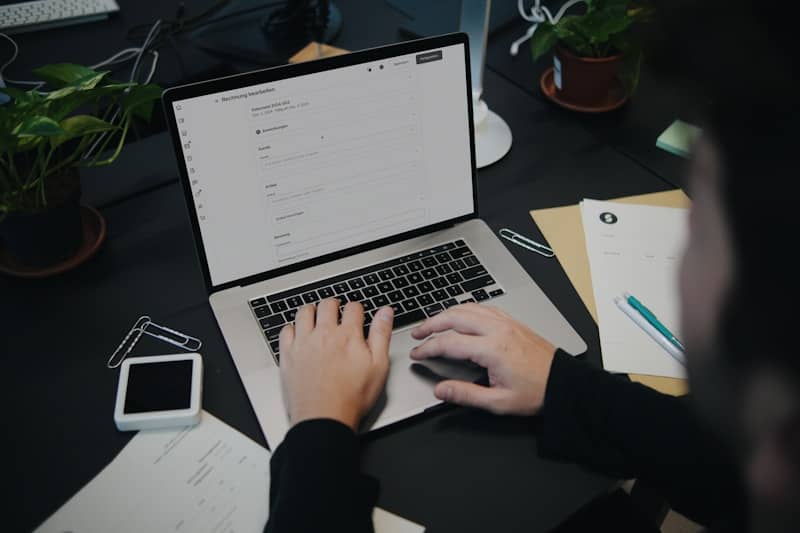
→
(163, 33, 586, 447)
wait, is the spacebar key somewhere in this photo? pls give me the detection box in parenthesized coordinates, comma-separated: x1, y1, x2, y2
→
(392, 309, 427, 329)
(461, 275, 495, 292)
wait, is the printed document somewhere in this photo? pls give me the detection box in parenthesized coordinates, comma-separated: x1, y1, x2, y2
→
(581, 199, 688, 378)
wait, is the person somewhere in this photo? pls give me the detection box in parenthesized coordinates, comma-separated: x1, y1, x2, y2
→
(265, 2, 800, 531)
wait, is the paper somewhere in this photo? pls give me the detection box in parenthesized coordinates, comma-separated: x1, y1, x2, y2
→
(531, 189, 690, 395)
(36, 411, 425, 533)
(581, 199, 688, 379)
(656, 119, 701, 158)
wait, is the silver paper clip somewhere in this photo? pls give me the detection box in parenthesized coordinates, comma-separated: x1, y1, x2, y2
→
(107, 315, 203, 368)
(499, 228, 555, 258)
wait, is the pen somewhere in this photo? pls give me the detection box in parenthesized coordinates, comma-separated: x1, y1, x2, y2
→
(614, 296, 686, 366)
(624, 292, 686, 352)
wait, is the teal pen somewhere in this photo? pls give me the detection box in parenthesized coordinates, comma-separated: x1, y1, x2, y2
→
(624, 292, 686, 352)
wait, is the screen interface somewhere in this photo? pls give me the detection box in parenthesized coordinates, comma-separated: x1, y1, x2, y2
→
(123, 360, 193, 414)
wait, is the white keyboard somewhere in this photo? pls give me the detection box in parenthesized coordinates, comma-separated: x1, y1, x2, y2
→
(0, 0, 119, 34)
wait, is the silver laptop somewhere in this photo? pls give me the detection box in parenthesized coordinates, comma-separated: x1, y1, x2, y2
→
(163, 33, 586, 447)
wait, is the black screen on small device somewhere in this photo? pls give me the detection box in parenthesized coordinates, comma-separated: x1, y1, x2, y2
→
(123, 360, 193, 414)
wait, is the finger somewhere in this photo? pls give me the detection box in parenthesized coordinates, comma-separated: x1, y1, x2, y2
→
(341, 301, 365, 331)
(294, 303, 316, 336)
(279, 323, 295, 354)
(410, 330, 492, 367)
(434, 380, 509, 414)
(315, 298, 339, 328)
(367, 306, 394, 366)
(410, 306, 490, 339)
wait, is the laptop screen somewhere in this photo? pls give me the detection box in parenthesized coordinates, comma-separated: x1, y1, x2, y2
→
(170, 42, 474, 287)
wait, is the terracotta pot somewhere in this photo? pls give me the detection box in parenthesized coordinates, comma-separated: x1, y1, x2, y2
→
(0, 167, 84, 268)
(554, 45, 623, 108)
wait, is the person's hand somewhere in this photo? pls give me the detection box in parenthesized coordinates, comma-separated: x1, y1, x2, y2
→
(410, 303, 557, 415)
(279, 299, 394, 431)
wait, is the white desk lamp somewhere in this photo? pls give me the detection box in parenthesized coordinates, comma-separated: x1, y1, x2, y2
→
(461, 0, 512, 168)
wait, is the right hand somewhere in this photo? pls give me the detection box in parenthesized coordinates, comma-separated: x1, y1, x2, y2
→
(409, 303, 557, 416)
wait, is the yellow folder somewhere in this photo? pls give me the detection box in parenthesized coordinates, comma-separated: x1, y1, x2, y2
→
(531, 189, 691, 396)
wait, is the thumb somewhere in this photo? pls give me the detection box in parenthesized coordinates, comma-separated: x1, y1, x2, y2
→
(367, 306, 394, 364)
(434, 380, 508, 413)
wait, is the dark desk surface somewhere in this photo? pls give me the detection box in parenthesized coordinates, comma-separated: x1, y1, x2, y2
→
(4, 1, 689, 531)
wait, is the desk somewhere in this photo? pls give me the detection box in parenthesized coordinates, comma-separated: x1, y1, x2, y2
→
(4, 1, 688, 531)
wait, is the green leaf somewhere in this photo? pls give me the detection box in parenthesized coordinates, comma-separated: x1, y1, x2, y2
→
(33, 63, 101, 88)
(121, 84, 162, 122)
(13, 115, 66, 137)
(531, 23, 559, 61)
(45, 71, 110, 101)
(50, 115, 118, 148)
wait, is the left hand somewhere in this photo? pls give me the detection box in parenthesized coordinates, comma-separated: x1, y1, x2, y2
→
(278, 299, 394, 431)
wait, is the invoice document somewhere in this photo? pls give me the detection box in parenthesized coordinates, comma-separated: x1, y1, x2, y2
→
(581, 199, 688, 379)
(35, 411, 424, 532)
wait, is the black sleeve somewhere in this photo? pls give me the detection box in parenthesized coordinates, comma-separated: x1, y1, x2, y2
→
(536, 350, 745, 527)
(265, 419, 378, 533)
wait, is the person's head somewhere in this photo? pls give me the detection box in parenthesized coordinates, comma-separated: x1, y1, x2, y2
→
(650, 1, 800, 529)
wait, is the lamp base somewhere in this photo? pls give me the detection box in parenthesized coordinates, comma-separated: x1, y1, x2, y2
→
(473, 100, 512, 169)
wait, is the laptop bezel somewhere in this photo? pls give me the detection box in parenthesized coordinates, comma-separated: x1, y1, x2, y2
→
(162, 33, 478, 295)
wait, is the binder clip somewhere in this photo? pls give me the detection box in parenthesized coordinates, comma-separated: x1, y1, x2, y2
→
(107, 316, 203, 368)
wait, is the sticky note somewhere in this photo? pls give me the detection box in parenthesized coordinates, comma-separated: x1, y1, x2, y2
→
(656, 120, 702, 158)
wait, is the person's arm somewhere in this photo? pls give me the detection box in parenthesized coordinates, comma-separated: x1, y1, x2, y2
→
(265, 419, 378, 533)
(264, 300, 394, 533)
(538, 350, 744, 526)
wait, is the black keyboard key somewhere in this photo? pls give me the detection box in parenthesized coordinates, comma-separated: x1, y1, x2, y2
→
(250, 297, 267, 308)
(318, 287, 334, 299)
(451, 259, 467, 270)
(461, 275, 495, 292)
(255, 306, 271, 318)
(420, 248, 435, 258)
(418, 281, 434, 293)
(393, 265, 409, 276)
(347, 290, 364, 302)
(421, 268, 437, 280)
(285, 309, 297, 321)
(408, 260, 423, 272)
(390, 303, 404, 315)
(349, 277, 366, 290)
(432, 277, 448, 289)
(363, 286, 379, 298)
(455, 239, 465, 247)
(422, 257, 437, 267)
(435, 253, 451, 264)
(373, 295, 389, 307)
(269, 340, 280, 354)
(435, 264, 452, 275)
(424, 303, 444, 316)
(302, 291, 319, 303)
(432, 289, 448, 301)
(418, 294, 434, 306)
(461, 266, 488, 280)
(402, 299, 420, 312)
(333, 283, 349, 294)
(446, 272, 463, 285)
(464, 255, 480, 267)
(461, 298, 475, 304)
(393, 308, 426, 328)
(403, 286, 420, 298)
(271, 300, 288, 314)
(473, 289, 490, 302)
(489, 288, 505, 298)
(388, 290, 404, 303)
(379, 269, 395, 280)
(392, 277, 410, 289)
(446, 285, 464, 297)
(441, 242, 456, 250)
(363, 273, 380, 285)
(260, 314, 285, 330)
(450, 247, 471, 259)
(408, 272, 423, 284)
(377, 281, 393, 293)
(363, 299, 375, 312)
(442, 298, 459, 308)
(265, 325, 283, 341)
(364, 311, 372, 325)
(287, 295, 303, 308)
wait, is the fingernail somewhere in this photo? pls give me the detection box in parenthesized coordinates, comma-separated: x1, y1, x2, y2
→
(376, 307, 393, 321)
(438, 385, 452, 401)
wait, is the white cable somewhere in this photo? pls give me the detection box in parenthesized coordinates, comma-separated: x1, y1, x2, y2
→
(510, 0, 585, 56)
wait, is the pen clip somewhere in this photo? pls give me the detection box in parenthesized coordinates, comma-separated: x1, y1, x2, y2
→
(499, 228, 554, 258)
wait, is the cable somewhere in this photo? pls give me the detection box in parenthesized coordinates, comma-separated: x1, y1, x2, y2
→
(510, 0, 586, 56)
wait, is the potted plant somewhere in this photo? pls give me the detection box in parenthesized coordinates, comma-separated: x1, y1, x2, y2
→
(531, 0, 652, 111)
(0, 63, 161, 272)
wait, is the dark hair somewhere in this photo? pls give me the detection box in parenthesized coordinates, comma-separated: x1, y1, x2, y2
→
(649, 1, 799, 378)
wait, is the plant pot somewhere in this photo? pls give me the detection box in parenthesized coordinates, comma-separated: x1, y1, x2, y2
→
(554, 45, 623, 108)
(0, 168, 84, 268)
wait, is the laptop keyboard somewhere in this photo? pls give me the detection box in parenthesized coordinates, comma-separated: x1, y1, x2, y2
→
(249, 239, 505, 363)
